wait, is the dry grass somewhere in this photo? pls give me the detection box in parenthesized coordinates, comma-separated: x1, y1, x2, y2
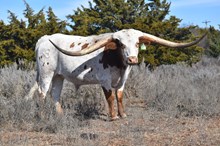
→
(0, 57, 220, 145)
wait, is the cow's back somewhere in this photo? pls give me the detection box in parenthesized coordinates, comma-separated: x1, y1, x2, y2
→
(35, 33, 123, 87)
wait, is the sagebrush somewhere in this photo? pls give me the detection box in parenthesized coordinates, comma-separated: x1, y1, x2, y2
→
(0, 57, 220, 145)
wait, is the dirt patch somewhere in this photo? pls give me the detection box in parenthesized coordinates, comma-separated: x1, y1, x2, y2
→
(1, 107, 220, 146)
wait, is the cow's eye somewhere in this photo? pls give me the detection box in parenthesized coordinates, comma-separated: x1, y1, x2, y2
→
(120, 44, 126, 49)
(135, 43, 139, 48)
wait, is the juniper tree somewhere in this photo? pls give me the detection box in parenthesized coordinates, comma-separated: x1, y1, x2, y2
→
(206, 26, 220, 58)
(0, 1, 67, 67)
(67, 0, 204, 67)
(0, 21, 12, 66)
(0, 11, 34, 66)
(45, 7, 67, 34)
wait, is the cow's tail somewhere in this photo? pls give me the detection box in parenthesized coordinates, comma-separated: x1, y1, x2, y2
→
(25, 81, 38, 100)
(25, 61, 40, 100)
(25, 36, 48, 100)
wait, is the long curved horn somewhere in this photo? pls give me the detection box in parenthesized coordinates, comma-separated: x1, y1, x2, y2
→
(49, 36, 113, 56)
(140, 33, 207, 48)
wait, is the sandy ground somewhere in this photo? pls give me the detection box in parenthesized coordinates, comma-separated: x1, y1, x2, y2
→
(1, 102, 220, 146)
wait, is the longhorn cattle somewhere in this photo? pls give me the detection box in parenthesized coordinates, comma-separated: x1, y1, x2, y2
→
(27, 29, 205, 120)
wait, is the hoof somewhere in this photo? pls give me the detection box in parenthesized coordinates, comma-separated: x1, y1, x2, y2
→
(56, 102, 64, 116)
(120, 113, 127, 118)
(110, 115, 120, 121)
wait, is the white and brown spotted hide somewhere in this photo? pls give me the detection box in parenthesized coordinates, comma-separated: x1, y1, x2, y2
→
(30, 29, 205, 120)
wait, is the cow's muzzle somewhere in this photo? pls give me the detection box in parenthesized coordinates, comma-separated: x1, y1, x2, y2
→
(127, 56, 138, 65)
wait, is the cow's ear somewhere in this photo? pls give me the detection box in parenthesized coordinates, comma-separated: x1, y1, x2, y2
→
(105, 42, 117, 50)
(139, 36, 151, 45)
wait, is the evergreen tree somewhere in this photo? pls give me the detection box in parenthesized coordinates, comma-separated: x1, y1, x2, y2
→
(0, 1, 67, 67)
(23, 0, 36, 29)
(0, 20, 13, 66)
(45, 7, 67, 34)
(0, 11, 33, 66)
(206, 26, 220, 58)
(0, 0, 205, 67)
(67, 0, 204, 67)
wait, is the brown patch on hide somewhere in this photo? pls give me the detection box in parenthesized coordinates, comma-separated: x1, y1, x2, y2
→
(102, 87, 112, 98)
(81, 43, 89, 50)
(102, 87, 116, 119)
(99, 46, 125, 69)
(70, 42, 75, 48)
(99, 40, 125, 69)
(116, 90, 126, 118)
(105, 42, 117, 50)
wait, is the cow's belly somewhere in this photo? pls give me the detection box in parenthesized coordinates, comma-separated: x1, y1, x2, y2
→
(58, 56, 122, 87)
(57, 49, 124, 87)
(63, 67, 100, 85)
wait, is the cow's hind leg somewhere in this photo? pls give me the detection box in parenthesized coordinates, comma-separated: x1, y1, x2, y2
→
(37, 72, 54, 100)
(51, 75, 64, 115)
(36, 72, 54, 118)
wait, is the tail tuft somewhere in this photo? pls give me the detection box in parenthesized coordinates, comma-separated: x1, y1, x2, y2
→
(25, 82, 38, 100)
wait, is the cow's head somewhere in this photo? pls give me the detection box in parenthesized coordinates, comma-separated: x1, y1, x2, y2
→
(49, 29, 206, 65)
(112, 29, 142, 65)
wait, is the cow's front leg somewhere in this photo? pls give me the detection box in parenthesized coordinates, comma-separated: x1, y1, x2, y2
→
(116, 89, 126, 118)
(102, 87, 119, 120)
(114, 65, 132, 118)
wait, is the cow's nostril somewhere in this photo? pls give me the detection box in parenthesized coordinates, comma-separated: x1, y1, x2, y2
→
(128, 58, 132, 63)
(128, 56, 138, 64)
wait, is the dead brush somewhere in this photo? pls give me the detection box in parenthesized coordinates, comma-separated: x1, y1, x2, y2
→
(0, 57, 220, 132)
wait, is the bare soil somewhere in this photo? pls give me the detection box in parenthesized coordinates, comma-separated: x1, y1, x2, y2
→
(1, 100, 220, 146)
